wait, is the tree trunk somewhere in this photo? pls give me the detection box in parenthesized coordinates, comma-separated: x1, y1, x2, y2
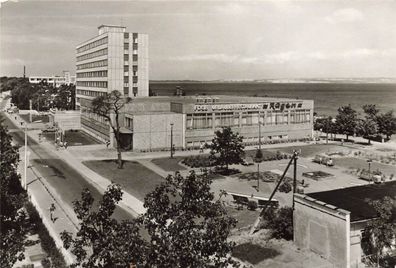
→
(326, 132, 328, 144)
(346, 134, 349, 141)
(117, 148, 123, 169)
(368, 138, 371, 145)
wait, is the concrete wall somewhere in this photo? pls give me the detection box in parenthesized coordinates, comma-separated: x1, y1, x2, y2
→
(108, 32, 124, 93)
(294, 194, 351, 268)
(52, 111, 81, 130)
(132, 113, 184, 151)
(136, 34, 149, 97)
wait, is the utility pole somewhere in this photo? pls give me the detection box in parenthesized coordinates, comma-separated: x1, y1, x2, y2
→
(258, 120, 262, 150)
(170, 123, 174, 158)
(29, 99, 32, 123)
(292, 151, 298, 210)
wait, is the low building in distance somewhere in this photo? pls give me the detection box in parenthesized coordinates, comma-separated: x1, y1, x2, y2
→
(75, 25, 149, 140)
(29, 71, 76, 87)
(119, 95, 313, 151)
(294, 181, 396, 267)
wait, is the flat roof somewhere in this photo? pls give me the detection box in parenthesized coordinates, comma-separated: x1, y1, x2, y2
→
(132, 95, 309, 105)
(307, 181, 396, 222)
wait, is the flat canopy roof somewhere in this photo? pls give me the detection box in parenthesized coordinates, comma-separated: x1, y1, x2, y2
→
(307, 181, 396, 222)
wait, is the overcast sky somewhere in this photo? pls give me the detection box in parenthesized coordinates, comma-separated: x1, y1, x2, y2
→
(1, 0, 395, 80)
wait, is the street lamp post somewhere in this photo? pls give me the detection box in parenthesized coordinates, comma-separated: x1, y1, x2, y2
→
(170, 123, 174, 158)
(24, 123, 28, 190)
(367, 159, 372, 183)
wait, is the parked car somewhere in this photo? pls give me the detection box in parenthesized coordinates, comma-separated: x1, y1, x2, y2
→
(313, 154, 334, 166)
(359, 170, 384, 183)
(242, 156, 255, 166)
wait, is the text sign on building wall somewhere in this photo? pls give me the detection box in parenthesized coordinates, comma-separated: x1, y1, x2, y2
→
(193, 102, 303, 112)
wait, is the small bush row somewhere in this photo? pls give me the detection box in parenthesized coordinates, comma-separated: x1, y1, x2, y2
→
(182, 155, 213, 168)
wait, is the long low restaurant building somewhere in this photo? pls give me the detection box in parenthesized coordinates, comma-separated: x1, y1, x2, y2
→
(103, 95, 314, 151)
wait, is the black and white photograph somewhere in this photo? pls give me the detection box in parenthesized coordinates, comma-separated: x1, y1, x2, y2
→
(1, 1, 395, 267)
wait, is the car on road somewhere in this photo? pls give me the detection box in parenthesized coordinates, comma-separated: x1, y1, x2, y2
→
(42, 125, 57, 133)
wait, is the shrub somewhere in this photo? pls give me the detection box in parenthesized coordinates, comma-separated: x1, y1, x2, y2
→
(182, 155, 213, 168)
(279, 181, 292, 193)
(247, 201, 258, 211)
(270, 207, 293, 240)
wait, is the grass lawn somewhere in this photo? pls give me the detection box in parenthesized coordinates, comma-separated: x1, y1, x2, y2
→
(244, 149, 278, 159)
(20, 114, 49, 123)
(226, 206, 260, 229)
(333, 157, 396, 176)
(232, 243, 281, 265)
(63, 130, 100, 146)
(151, 156, 186, 172)
(83, 160, 164, 201)
(273, 144, 347, 158)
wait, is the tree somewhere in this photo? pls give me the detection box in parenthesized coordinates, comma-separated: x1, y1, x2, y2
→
(263, 206, 293, 240)
(0, 116, 28, 267)
(62, 172, 238, 267)
(335, 105, 358, 141)
(363, 104, 380, 119)
(315, 116, 334, 143)
(377, 111, 396, 140)
(142, 171, 237, 267)
(91, 90, 131, 168)
(207, 126, 245, 172)
(53, 84, 76, 110)
(357, 118, 378, 145)
(362, 197, 396, 267)
(61, 184, 146, 268)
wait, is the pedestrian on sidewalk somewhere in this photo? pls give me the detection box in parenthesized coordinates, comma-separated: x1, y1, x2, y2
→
(64, 141, 68, 149)
(106, 140, 110, 148)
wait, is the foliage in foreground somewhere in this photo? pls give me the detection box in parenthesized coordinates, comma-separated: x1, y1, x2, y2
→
(361, 196, 396, 267)
(0, 116, 29, 267)
(261, 206, 293, 241)
(62, 171, 238, 267)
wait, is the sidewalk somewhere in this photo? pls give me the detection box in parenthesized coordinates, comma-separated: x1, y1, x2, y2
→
(7, 112, 145, 217)
(19, 148, 76, 266)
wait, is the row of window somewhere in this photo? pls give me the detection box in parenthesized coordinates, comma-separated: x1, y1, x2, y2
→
(77, 48, 108, 62)
(76, 89, 106, 97)
(82, 110, 108, 124)
(186, 110, 311, 129)
(124, 54, 138, 61)
(124, 33, 138, 43)
(77, 37, 108, 54)
(124, 65, 138, 73)
(77, 81, 108, 88)
(77, 60, 108, 70)
(123, 87, 138, 96)
(77, 71, 107, 78)
(123, 43, 138, 50)
(123, 76, 138, 83)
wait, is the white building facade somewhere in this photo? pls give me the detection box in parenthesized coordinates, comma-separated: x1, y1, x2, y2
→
(75, 25, 149, 141)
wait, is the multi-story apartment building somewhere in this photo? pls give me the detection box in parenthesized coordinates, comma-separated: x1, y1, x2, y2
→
(75, 25, 149, 141)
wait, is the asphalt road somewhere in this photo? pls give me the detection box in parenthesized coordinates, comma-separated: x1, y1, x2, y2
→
(1, 110, 134, 221)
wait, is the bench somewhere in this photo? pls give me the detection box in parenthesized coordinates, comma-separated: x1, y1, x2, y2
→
(231, 194, 249, 205)
(254, 197, 279, 208)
